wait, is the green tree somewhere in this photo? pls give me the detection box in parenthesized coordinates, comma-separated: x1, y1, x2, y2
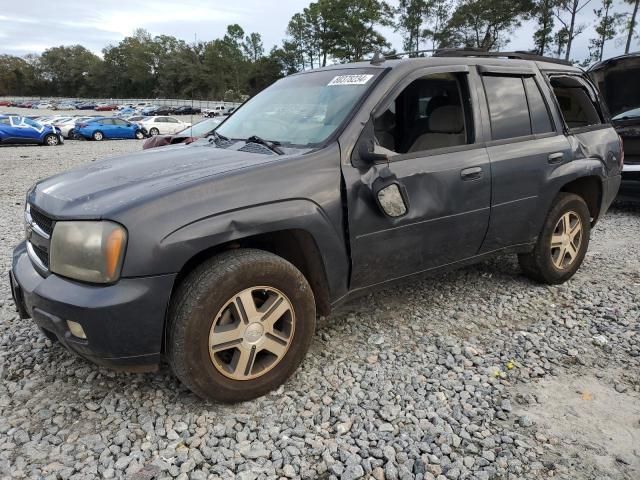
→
(442, 0, 534, 50)
(533, 0, 559, 55)
(554, 0, 592, 61)
(39, 45, 101, 97)
(243, 33, 265, 62)
(586, 0, 625, 63)
(424, 0, 453, 49)
(395, 0, 431, 54)
(625, 0, 640, 53)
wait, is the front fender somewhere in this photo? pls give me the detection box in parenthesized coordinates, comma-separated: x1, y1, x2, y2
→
(154, 199, 349, 299)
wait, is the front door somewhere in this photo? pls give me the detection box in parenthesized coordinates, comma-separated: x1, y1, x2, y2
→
(343, 68, 491, 289)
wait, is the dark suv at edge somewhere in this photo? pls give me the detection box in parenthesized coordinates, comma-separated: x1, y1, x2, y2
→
(10, 54, 622, 402)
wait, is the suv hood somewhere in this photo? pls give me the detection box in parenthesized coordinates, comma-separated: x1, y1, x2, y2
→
(29, 142, 282, 218)
(588, 53, 640, 122)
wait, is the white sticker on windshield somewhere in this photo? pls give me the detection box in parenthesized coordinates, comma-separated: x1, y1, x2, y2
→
(328, 74, 374, 86)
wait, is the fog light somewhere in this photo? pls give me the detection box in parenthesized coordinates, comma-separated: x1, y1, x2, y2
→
(66, 320, 87, 339)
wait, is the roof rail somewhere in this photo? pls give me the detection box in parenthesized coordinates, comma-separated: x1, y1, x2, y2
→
(432, 48, 573, 66)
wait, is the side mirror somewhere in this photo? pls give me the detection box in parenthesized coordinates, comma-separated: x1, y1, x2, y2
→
(373, 177, 409, 218)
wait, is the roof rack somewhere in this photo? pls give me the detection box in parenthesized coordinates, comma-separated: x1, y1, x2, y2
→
(432, 48, 572, 66)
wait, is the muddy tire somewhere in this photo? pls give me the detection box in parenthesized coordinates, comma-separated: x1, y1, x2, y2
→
(519, 193, 591, 284)
(168, 249, 316, 402)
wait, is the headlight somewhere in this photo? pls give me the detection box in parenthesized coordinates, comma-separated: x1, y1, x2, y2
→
(50, 221, 127, 283)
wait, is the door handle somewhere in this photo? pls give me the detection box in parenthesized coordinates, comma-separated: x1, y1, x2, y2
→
(460, 166, 483, 180)
(548, 152, 564, 164)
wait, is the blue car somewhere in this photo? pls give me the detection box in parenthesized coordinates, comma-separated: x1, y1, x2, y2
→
(0, 115, 64, 146)
(75, 117, 146, 141)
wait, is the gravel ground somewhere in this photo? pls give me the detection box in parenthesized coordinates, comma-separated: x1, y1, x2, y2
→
(0, 139, 639, 480)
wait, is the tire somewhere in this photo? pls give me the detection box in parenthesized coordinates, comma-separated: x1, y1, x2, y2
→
(168, 248, 316, 403)
(134, 130, 144, 140)
(67, 128, 75, 139)
(149, 127, 159, 136)
(92, 131, 104, 141)
(518, 193, 591, 284)
(43, 134, 59, 146)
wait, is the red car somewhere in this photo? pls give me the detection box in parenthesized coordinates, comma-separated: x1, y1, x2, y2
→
(94, 104, 118, 111)
(0, 100, 12, 107)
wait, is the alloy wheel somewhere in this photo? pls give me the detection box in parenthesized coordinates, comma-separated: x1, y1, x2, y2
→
(208, 286, 295, 381)
(550, 211, 583, 270)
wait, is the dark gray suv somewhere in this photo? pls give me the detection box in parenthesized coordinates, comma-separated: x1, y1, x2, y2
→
(10, 52, 622, 402)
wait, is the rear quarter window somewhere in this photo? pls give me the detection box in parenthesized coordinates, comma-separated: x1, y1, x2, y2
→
(549, 75, 603, 129)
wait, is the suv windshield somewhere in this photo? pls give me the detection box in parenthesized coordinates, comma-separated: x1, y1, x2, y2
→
(216, 69, 381, 147)
(612, 107, 640, 121)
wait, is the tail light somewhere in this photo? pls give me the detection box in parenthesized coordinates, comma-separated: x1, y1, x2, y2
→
(619, 135, 624, 169)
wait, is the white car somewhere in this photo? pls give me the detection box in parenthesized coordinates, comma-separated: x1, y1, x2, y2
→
(139, 116, 191, 136)
(203, 105, 229, 117)
(57, 116, 97, 139)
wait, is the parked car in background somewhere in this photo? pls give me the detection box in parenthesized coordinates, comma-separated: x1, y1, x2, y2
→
(143, 117, 222, 149)
(16, 102, 33, 108)
(57, 116, 100, 139)
(0, 114, 63, 145)
(151, 106, 176, 115)
(139, 116, 191, 136)
(95, 103, 118, 111)
(115, 107, 137, 117)
(203, 105, 228, 117)
(589, 53, 640, 180)
(141, 105, 160, 116)
(0, 100, 12, 107)
(77, 102, 97, 110)
(75, 117, 146, 141)
(172, 105, 201, 115)
(125, 115, 146, 123)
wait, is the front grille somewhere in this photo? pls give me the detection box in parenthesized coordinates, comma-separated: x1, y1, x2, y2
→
(30, 207, 54, 236)
(31, 244, 50, 269)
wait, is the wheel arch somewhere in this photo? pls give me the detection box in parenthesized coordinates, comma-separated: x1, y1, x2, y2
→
(558, 175, 602, 225)
(171, 228, 332, 317)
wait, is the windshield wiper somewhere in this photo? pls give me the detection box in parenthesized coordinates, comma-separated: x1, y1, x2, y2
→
(245, 135, 284, 155)
(207, 130, 230, 146)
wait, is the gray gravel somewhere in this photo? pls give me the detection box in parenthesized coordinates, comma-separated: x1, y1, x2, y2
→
(0, 140, 639, 480)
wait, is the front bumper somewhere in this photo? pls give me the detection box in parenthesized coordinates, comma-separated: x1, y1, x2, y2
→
(10, 241, 176, 369)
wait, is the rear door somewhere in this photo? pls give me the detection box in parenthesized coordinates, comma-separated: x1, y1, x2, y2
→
(478, 67, 573, 252)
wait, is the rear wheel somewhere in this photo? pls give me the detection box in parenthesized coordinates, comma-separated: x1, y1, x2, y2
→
(168, 249, 316, 402)
(92, 131, 104, 141)
(67, 128, 75, 139)
(519, 193, 591, 284)
(149, 127, 159, 136)
(43, 134, 59, 146)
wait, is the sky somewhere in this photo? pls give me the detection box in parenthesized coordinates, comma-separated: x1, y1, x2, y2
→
(0, 0, 636, 63)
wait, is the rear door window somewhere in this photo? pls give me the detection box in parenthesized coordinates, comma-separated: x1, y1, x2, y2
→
(523, 77, 554, 134)
(483, 76, 531, 140)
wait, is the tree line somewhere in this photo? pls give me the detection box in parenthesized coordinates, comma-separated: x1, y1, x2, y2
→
(0, 0, 638, 99)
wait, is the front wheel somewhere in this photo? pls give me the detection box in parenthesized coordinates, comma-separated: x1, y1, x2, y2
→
(92, 131, 104, 141)
(519, 193, 591, 284)
(43, 134, 59, 146)
(134, 130, 144, 140)
(168, 249, 316, 402)
(149, 127, 159, 136)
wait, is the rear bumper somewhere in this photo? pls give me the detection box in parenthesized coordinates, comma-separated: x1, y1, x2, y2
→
(10, 241, 176, 369)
